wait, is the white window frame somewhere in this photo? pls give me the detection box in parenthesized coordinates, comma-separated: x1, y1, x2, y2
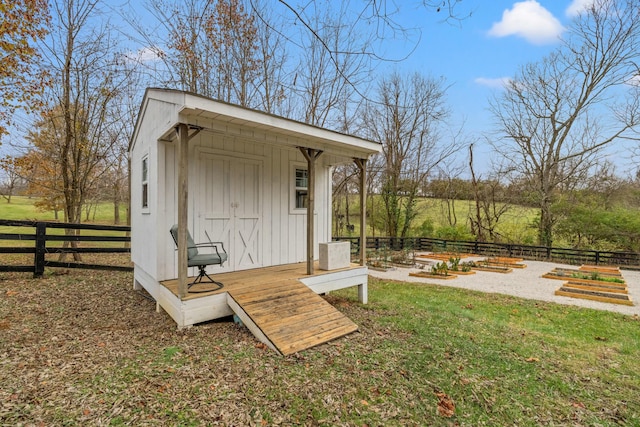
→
(290, 162, 308, 214)
(141, 155, 149, 212)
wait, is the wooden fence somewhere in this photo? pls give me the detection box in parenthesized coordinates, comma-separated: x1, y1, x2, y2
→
(4, 219, 640, 277)
(0, 220, 132, 277)
(334, 236, 640, 267)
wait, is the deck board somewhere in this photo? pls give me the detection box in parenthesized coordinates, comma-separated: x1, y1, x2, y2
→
(160, 262, 357, 300)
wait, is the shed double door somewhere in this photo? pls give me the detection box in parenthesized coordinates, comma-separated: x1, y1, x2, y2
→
(196, 155, 262, 271)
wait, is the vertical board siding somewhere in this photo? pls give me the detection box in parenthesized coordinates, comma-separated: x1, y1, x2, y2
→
(162, 143, 178, 281)
(131, 98, 182, 280)
(133, 96, 335, 280)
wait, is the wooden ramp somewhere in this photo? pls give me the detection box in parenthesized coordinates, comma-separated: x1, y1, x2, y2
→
(226, 279, 358, 355)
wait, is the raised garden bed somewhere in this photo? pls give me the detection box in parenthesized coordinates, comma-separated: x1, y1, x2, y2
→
(486, 256, 524, 264)
(367, 265, 396, 271)
(417, 252, 476, 261)
(564, 280, 628, 294)
(485, 261, 526, 269)
(471, 265, 513, 274)
(549, 267, 622, 279)
(555, 286, 634, 306)
(409, 271, 458, 280)
(578, 265, 622, 277)
(543, 268, 626, 284)
(447, 270, 476, 275)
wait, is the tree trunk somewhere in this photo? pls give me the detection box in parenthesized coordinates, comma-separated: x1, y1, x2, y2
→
(345, 191, 351, 232)
(539, 199, 553, 249)
(114, 199, 120, 225)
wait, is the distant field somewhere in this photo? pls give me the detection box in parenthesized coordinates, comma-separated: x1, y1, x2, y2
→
(334, 195, 539, 243)
(0, 196, 123, 224)
(1, 195, 539, 243)
(0, 197, 127, 248)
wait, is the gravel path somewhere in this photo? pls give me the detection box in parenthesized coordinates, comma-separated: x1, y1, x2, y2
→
(368, 255, 640, 316)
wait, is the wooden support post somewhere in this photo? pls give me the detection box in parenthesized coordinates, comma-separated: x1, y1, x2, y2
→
(177, 123, 189, 298)
(354, 158, 368, 266)
(34, 222, 46, 278)
(299, 147, 323, 275)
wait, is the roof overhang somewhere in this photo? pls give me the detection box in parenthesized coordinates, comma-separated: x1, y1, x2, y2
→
(134, 88, 382, 160)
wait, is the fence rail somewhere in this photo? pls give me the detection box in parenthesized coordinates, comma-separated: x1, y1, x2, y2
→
(0, 220, 132, 277)
(4, 220, 640, 277)
(334, 236, 640, 267)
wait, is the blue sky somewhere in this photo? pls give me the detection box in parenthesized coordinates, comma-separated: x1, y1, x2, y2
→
(368, 0, 637, 176)
(125, 0, 590, 144)
(2, 0, 618, 173)
(376, 0, 601, 169)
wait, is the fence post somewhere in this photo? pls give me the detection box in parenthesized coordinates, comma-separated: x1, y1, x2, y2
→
(595, 251, 600, 265)
(34, 222, 46, 278)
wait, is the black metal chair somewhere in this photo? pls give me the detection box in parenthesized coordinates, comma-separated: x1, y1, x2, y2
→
(170, 224, 228, 291)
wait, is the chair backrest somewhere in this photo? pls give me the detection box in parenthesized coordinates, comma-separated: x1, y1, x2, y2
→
(169, 224, 198, 259)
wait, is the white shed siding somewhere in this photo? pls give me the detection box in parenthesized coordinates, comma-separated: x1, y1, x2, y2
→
(154, 131, 332, 280)
(131, 99, 181, 280)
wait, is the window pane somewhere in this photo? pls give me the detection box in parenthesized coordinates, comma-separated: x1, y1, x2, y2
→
(295, 168, 307, 188)
(142, 157, 148, 182)
(142, 183, 148, 208)
(296, 189, 308, 209)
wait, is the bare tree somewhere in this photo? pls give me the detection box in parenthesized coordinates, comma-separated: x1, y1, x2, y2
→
(0, 156, 26, 203)
(293, 2, 371, 128)
(142, 0, 268, 108)
(36, 0, 132, 226)
(251, 0, 288, 114)
(468, 144, 513, 242)
(362, 71, 453, 237)
(143, 0, 216, 95)
(263, 0, 467, 96)
(490, 0, 640, 247)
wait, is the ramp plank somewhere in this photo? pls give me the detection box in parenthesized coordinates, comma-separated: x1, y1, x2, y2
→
(228, 279, 358, 355)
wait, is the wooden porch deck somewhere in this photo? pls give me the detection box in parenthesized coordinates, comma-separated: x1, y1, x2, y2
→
(160, 262, 358, 300)
(158, 263, 363, 354)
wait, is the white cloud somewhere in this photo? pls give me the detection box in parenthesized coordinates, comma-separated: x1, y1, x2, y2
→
(125, 46, 164, 63)
(566, 0, 594, 17)
(488, 1, 565, 45)
(474, 77, 512, 89)
(626, 74, 640, 87)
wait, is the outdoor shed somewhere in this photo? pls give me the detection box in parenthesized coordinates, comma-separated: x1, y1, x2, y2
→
(128, 88, 381, 354)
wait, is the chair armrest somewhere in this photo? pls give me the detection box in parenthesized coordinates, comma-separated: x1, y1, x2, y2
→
(192, 241, 227, 257)
(204, 230, 228, 255)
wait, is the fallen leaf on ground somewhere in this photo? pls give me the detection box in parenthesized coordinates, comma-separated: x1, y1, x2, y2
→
(525, 357, 539, 363)
(435, 392, 455, 417)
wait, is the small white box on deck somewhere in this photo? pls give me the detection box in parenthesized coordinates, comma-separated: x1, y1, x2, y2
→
(319, 241, 351, 270)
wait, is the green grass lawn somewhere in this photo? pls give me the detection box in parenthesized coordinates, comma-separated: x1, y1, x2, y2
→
(354, 279, 640, 425)
(0, 196, 58, 221)
(1, 269, 637, 425)
(0, 195, 123, 223)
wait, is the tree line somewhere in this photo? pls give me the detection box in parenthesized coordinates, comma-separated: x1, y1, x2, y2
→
(1, 0, 640, 253)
